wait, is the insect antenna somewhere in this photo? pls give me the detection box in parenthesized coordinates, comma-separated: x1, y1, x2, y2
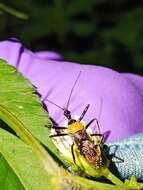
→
(63, 71, 81, 120)
(66, 71, 81, 110)
(45, 71, 81, 120)
(46, 99, 64, 111)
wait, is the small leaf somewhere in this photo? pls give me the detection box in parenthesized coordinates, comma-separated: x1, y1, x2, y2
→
(0, 3, 28, 19)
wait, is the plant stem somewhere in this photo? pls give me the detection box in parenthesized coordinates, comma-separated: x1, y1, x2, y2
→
(101, 167, 123, 186)
(68, 174, 122, 190)
(0, 3, 28, 19)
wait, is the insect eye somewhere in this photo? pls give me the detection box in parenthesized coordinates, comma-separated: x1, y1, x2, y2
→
(68, 119, 76, 125)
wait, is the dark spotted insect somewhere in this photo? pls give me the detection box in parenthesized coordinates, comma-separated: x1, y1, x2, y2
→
(46, 71, 104, 169)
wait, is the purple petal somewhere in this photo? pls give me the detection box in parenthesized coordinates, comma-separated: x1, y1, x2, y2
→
(35, 51, 62, 61)
(0, 39, 143, 142)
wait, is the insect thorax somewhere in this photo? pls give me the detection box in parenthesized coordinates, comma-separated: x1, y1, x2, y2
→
(67, 122, 84, 135)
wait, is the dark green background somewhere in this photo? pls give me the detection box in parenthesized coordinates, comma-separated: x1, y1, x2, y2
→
(1, 0, 143, 75)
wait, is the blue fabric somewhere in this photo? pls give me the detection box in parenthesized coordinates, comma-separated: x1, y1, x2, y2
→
(108, 133, 143, 181)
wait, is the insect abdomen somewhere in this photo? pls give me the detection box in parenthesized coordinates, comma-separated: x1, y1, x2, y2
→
(79, 140, 102, 169)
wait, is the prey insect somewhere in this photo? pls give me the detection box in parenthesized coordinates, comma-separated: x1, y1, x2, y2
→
(46, 72, 104, 169)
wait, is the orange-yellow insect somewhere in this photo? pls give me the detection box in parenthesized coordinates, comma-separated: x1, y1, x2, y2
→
(47, 72, 104, 168)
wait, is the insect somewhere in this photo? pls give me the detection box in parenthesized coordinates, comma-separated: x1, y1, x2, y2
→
(46, 71, 104, 169)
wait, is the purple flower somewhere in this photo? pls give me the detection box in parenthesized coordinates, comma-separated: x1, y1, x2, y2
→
(0, 39, 143, 143)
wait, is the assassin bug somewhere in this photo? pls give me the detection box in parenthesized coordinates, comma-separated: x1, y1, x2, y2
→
(46, 71, 105, 169)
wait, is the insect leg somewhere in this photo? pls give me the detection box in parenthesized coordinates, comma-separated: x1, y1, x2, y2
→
(78, 104, 90, 121)
(52, 126, 67, 130)
(86, 117, 101, 134)
(100, 134, 105, 143)
(108, 145, 124, 163)
(85, 118, 98, 129)
(49, 133, 69, 137)
(95, 119, 101, 134)
(111, 155, 124, 163)
(71, 143, 76, 164)
(91, 134, 102, 137)
(45, 124, 67, 130)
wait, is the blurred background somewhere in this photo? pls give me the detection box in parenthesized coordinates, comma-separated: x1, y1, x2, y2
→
(0, 0, 143, 75)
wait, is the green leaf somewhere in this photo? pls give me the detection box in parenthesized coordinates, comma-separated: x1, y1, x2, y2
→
(0, 59, 65, 166)
(0, 127, 57, 190)
(0, 154, 24, 190)
(0, 59, 65, 189)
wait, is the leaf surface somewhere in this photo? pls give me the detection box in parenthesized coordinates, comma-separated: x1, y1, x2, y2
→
(0, 59, 63, 189)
